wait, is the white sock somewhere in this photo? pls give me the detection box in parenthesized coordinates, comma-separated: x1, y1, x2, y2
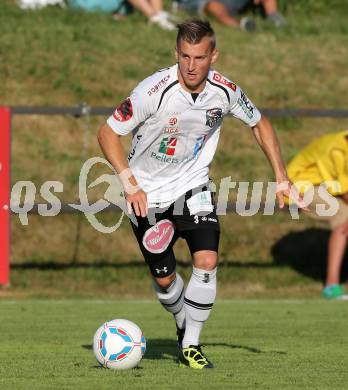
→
(182, 267, 217, 348)
(154, 273, 185, 329)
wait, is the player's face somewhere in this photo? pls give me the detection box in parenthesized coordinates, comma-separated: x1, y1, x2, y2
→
(176, 37, 218, 93)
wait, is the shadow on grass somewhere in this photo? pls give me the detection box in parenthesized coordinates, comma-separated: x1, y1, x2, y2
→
(12, 228, 348, 283)
(272, 227, 348, 282)
(11, 260, 277, 270)
(82, 340, 286, 362)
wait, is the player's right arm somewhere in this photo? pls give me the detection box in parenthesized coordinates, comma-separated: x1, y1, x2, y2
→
(98, 69, 172, 216)
(97, 123, 148, 218)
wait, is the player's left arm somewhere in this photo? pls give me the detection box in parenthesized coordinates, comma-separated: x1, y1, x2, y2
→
(252, 115, 307, 209)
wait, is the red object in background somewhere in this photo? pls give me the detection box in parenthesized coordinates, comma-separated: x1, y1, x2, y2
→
(0, 107, 10, 286)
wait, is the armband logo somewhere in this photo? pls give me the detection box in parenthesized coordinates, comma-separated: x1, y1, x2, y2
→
(212, 73, 236, 91)
(113, 98, 133, 122)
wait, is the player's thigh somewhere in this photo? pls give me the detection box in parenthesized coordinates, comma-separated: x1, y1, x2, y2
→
(181, 228, 220, 269)
(307, 187, 347, 228)
(173, 184, 220, 266)
(329, 197, 348, 229)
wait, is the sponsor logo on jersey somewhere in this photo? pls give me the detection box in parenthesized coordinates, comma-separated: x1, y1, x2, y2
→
(212, 73, 237, 91)
(237, 91, 254, 119)
(158, 137, 177, 156)
(150, 135, 206, 164)
(163, 127, 178, 134)
(113, 98, 133, 122)
(163, 117, 178, 134)
(127, 134, 142, 162)
(147, 75, 170, 96)
(199, 91, 208, 101)
(206, 108, 223, 128)
(193, 135, 206, 158)
(151, 152, 180, 164)
(169, 117, 177, 126)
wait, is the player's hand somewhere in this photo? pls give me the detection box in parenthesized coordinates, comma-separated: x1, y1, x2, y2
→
(125, 189, 148, 218)
(276, 179, 309, 211)
(119, 170, 148, 217)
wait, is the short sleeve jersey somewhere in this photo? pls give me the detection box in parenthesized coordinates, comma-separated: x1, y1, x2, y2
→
(107, 64, 261, 207)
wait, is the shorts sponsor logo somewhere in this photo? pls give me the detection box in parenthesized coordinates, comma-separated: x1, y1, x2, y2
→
(113, 98, 133, 122)
(147, 75, 170, 96)
(237, 91, 254, 119)
(142, 219, 175, 253)
(212, 73, 237, 91)
(193, 216, 218, 224)
(206, 108, 223, 128)
(201, 216, 217, 223)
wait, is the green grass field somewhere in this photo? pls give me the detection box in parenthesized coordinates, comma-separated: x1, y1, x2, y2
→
(0, 299, 347, 389)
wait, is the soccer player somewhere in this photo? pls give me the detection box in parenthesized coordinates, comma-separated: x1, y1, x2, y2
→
(98, 19, 304, 369)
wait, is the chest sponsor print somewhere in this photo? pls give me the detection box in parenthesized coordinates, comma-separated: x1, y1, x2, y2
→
(147, 75, 171, 96)
(150, 135, 207, 165)
(158, 137, 177, 155)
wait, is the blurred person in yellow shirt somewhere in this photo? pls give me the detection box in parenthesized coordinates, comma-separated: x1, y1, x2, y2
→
(287, 130, 348, 299)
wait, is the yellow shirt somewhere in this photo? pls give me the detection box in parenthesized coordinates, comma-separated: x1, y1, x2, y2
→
(287, 130, 348, 195)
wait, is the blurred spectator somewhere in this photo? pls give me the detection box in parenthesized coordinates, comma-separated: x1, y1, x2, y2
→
(287, 130, 348, 300)
(222, 0, 287, 27)
(178, 0, 286, 30)
(18, 0, 65, 8)
(178, 0, 256, 30)
(69, 0, 175, 30)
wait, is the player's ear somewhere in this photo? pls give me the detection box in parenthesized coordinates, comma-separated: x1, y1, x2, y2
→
(175, 47, 179, 62)
(211, 49, 219, 64)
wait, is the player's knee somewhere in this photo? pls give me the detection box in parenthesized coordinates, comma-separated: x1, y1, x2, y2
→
(193, 250, 218, 270)
(154, 272, 176, 289)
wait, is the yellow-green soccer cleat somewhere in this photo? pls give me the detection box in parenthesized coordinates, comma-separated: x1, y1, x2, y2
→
(178, 345, 214, 369)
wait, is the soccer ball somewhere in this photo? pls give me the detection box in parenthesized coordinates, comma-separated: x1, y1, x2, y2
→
(93, 319, 146, 370)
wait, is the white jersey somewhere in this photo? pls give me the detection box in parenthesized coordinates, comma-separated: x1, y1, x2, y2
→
(107, 64, 261, 207)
